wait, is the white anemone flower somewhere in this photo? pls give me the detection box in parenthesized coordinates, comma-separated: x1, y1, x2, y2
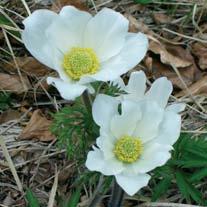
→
(86, 75, 185, 196)
(22, 6, 148, 100)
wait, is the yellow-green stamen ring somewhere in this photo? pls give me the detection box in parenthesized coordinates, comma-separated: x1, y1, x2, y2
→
(62, 47, 100, 80)
(114, 135, 143, 163)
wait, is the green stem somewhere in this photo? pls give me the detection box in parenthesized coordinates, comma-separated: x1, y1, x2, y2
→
(88, 175, 104, 207)
(82, 90, 92, 113)
(108, 180, 124, 207)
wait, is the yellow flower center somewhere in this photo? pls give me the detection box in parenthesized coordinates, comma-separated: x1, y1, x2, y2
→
(114, 135, 143, 163)
(62, 47, 100, 80)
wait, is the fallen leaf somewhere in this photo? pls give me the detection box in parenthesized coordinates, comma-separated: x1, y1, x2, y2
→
(191, 42, 207, 70)
(125, 14, 153, 35)
(4, 57, 50, 77)
(0, 109, 21, 124)
(0, 73, 31, 93)
(153, 13, 172, 24)
(176, 76, 207, 97)
(19, 109, 56, 141)
(151, 60, 193, 89)
(51, 0, 88, 12)
(149, 41, 192, 68)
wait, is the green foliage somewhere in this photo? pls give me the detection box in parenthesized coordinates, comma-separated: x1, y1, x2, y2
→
(0, 14, 20, 38)
(134, 0, 152, 4)
(64, 188, 81, 207)
(25, 189, 40, 207)
(51, 98, 98, 161)
(0, 92, 11, 111)
(151, 133, 207, 205)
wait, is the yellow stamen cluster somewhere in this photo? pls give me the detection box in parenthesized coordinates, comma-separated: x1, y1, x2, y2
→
(63, 47, 100, 80)
(114, 135, 143, 163)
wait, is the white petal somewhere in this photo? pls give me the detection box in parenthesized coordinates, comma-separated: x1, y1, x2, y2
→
(84, 8, 128, 62)
(86, 148, 123, 176)
(124, 71, 147, 100)
(120, 33, 148, 69)
(132, 143, 172, 174)
(153, 111, 181, 146)
(133, 101, 164, 143)
(89, 55, 127, 82)
(96, 134, 115, 159)
(22, 10, 58, 69)
(115, 173, 150, 196)
(166, 103, 186, 113)
(46, 6, 92, 53)
(110, 100, 142, 138)
(145, 77, 173, 108)
(92, 94, 119, 129)
(89, 33, 148, 82)
(47, 77, 88, 100)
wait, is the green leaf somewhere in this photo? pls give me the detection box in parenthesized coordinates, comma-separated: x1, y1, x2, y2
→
(152, 177, 172, 201)
(190, 168, 207, 182)
(0, 14, 20, 38)
(134, 0, 152, 4)
(175, 171, 204, 205)
(64, 188, 81, 207)
(25, 189, 40, 207)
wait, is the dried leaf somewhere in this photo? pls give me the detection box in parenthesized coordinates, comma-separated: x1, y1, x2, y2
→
(0, 109, 21, 124)
(19, 110, 56, 141)
(3, 57, 49, 77)
(151, 55, 201, 90)
(153, 13, 172, 24)
(149, 41, 192, 68)
(51, 0, 88, 12)
(176, 76, 207, 97)
(191, 42, 207, 70)
(0, 73, 31, 93)
(126, 14, 153, 35)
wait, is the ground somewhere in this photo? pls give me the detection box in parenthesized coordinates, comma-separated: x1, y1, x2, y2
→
(0, 0, 207, 206)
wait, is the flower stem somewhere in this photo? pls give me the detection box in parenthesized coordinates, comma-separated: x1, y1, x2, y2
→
(108, 180, 124, 207)
(82, 90, 92, 113)
(88, 175, 104, 207)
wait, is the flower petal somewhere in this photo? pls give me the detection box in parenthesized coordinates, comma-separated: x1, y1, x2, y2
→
(84, 8, 128, 62)
(46, 6, 92, 54)
(89, 55, 127, 82)
(115, 173, 150, 196)
(133, 101, 164, 143)
(47, 77, 89, 100)
(132, 143, 172, 174)
(22, 10, 58, 69)
(152, 111, 181, 146)
(145, 77, 173, 108)
(124, 71, 147, 100)
(89, 33, 148, 82)
(92, 94, 119, 129)
(166, 103, 186, 113)
(110, 100, 142, 138)
(96, 134, 115, 159)
(120, 33, 148, 69)
(86, 148, 123, 176)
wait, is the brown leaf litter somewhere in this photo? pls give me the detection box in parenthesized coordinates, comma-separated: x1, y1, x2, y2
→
(0, 73, 31, 93)
(19, 109, 56, 142)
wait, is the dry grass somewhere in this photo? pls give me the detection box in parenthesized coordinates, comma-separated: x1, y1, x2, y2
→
(0, 0, 207, 206)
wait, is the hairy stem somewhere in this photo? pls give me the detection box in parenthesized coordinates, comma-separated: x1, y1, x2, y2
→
(88, 175, 104, 207)
(82, 90, 92, 113)
(108, 180, 124, 207)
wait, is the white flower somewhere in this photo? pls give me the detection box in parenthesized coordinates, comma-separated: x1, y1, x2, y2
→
(22, 6, 148, 100)
(86, 74, 185, 196)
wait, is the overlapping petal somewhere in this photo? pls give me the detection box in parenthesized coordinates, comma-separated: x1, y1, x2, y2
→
(22, 7, 148, 100)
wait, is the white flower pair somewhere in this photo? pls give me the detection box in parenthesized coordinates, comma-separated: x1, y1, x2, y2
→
(22, 6, 184, 196)
(86, 71, 185, 195)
